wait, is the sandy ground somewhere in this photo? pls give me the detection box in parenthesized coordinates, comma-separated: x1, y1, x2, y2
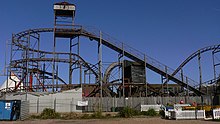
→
(1, 117, 220, 124)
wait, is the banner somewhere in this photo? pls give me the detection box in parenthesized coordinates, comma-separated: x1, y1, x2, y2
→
(77, 101, 88, 106)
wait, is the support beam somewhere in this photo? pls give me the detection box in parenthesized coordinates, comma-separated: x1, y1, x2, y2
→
(198, 51, 202, 91)
(56, 64, 58, 91)
(144, 54, 147, 97)
(69, 38, 73, 85)
(98, 31, 103, 111)
(165, 66, 169, 96)
(122, 43, 125, 98)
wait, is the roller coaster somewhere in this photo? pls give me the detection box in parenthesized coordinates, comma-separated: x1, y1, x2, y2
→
(1, 2, 220, 98)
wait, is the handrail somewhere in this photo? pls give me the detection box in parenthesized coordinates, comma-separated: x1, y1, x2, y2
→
(12, 26, 203, 94)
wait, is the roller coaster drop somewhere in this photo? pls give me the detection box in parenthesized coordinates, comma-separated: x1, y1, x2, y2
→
(2, 2, 220, 97)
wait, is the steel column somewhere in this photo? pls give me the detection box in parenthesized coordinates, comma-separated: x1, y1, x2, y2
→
(198, 51, 202, 91)
(98, 31, 103, 111)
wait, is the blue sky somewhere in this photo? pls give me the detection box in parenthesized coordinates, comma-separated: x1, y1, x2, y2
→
(0, 0, 220, 86)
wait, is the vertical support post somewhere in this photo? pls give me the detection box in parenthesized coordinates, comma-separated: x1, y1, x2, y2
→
(54, 98, 56, 112)
(69, 38, 73, 86)
(181, 69, 184, 97)
(29, 73, 33, 91)
(121, 43, 125, 106)
(56, 64, 58, 91)
(165, 66, 169, 96)
(198, 51, 202, 91)
(37, 34, 40, 92)
(78, 36, 82, 88)
(118, 54, 121, 97)
(186, 77, 189, 103)
(98, 31, 103, 111)
(52, 10, 57, 93)
(198, 51, 204, 108)
(212, 51, 216, 82)
(10, 34, 14, 90)
(43, 63, 45, 92)
(161, 75, 164, 104)
(212, 51, 217, 93)
(5, 39, 8, 92)
(129, 85, 132, 97)
(78, 36, 80, 57)
(26, 32, 31, 92)
(144, 54, 147, 97)
(71, 98, 74, 112)
(80, 65, 82, 87)
(37, 98, 39, 113)
(52, 36, 56, 92)
(6, 67, 9, 92)
(4, 40, 7, 76)
(84, 71, 86, 85)
(181, 69, 184, 82)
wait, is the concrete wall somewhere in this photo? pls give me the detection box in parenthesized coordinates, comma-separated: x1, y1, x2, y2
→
(5, 88, 82, 113)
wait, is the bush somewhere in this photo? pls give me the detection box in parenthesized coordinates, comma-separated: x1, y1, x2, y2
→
(146, 109, 157, 116)
(61, 112, 80, 119)
(30, 114, 41, 119)
(141, 109, 157, 116)
(118, 107, 139, 118)
(40, 108, 61, 119)
(91, 111, 104, 119)
(159, 110, 165, 118)
(81, 114, 91, 119)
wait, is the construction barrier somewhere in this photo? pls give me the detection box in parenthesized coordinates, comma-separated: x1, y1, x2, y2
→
(171, 110, 205, 120)
(141, 104, 161, 112)
(213, 108, 220, 119)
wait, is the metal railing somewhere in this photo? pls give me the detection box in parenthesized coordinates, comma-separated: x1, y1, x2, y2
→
(83, 26, 200, 90)
(11, 26, 201, 93)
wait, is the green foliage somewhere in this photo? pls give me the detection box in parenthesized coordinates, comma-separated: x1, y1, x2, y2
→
(61, 112, 81, 119)
(81, 114, 91, 119)
(118, 107, 140, 118)
(141, 109, 158, 116)
(91, 111, 104, 119)
(159, 110, 165, 118)
(40, 108, 61, 119)
(146, 109, 157, 116)
(30, 114, 41, 119)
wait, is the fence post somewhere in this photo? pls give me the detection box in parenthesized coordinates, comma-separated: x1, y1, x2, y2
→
(54, 98, 56, 112)
(37, 98, 39, 113)
(107, 98, 109, 112)
(73, 98, 74, 112)
(70, 98, 73, 112)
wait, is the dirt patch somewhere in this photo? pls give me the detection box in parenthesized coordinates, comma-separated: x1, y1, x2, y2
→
(1, 117, 219, 124)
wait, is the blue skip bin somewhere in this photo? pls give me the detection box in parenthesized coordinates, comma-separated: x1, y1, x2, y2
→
(0, 100, 21, 121)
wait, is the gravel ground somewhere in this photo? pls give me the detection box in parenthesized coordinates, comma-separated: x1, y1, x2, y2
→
(1, 117, 219, 124)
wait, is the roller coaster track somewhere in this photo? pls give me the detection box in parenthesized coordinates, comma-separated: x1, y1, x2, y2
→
(13, 26, 205, 95)
(172, 44, 220, 78)
(161, 44, 220, 91)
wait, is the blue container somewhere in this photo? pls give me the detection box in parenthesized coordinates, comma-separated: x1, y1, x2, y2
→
(165, 106, 174, 111)
(0, 100, 21, 121)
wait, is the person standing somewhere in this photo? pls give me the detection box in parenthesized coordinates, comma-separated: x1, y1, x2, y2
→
(10, 101, 20, 121)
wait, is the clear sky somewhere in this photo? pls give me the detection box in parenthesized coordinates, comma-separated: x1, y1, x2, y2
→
(0, 0, 220, 86)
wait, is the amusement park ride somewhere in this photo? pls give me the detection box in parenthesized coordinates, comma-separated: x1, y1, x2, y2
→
(0, 2, 220, 100)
